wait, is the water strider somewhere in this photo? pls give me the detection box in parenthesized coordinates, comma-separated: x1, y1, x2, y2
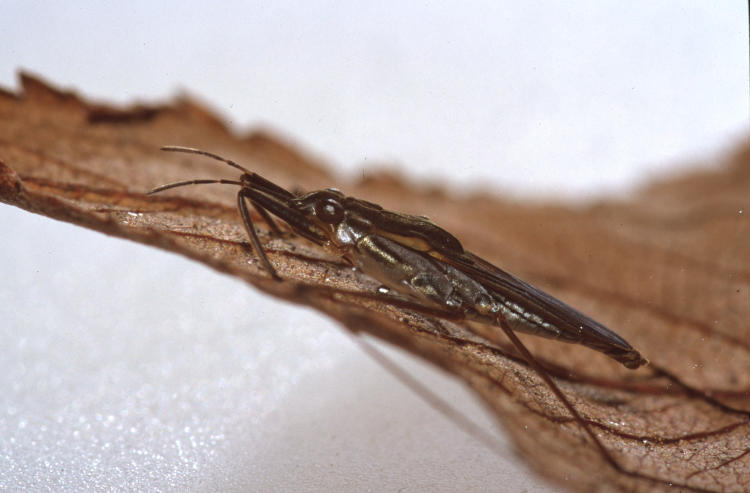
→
(149, 146, 648, 471)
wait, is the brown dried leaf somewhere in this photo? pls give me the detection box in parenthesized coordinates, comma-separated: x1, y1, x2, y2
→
(1, 73, 749, 492)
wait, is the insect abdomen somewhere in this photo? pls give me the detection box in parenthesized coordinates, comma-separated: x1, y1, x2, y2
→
(352, 234, 500, 315)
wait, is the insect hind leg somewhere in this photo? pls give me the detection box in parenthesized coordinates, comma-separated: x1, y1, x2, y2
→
(496, 317, 625, 472)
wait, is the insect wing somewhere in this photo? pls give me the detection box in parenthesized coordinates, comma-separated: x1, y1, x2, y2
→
(442, 251, 644, 367)
(344, 198, 465, 256)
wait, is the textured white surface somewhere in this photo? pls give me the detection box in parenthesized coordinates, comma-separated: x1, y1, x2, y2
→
(0, 2, 747, 492)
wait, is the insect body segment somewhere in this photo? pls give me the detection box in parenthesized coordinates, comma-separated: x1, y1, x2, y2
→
(150, 146, 646, 370)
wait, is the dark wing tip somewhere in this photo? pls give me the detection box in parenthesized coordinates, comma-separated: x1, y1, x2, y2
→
(617, 351, 649, 370)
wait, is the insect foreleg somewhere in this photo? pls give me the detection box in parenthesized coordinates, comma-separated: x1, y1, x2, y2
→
(237, 188, 282, 281)
(251, 198, 284, 236)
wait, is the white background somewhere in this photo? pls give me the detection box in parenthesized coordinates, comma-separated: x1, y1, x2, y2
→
(1, 2, 747, 492)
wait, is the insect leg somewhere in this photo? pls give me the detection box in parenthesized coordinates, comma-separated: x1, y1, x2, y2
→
(251, 200, 284, 236)
(496, 318, 623, 472)
(237, 188, 282, 281)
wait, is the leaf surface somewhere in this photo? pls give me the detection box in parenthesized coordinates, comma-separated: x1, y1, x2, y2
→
(1, 73, 748, 492)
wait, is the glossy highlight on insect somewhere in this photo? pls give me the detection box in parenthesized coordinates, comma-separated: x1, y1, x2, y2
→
(150, 146, 648, 371)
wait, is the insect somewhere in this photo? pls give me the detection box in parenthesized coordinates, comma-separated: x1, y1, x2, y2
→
(150, 146, 648, 470)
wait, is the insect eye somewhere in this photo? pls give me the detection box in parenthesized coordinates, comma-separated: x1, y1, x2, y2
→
(314, 198, 344, 224)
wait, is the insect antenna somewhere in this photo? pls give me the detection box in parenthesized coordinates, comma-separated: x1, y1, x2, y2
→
(150, 146, 286, 281)
(149, 147, 249, 193)
(161, 145, 255, 175)
(159, 146, 296, 201)
(148, 178, 243, 194)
